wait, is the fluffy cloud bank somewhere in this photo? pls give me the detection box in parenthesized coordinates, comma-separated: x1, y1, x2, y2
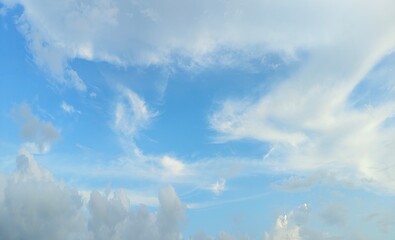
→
(0, 150, 185, 240)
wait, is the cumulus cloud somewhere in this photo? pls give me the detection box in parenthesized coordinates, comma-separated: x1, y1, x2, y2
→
(264, 204, 338, 240)
(0, 151, 186, 240)
(0, 151, 89, 240)
(264, 204, 310, 240)
(265, 214, 302, 240)
(11, 103, 60, 154)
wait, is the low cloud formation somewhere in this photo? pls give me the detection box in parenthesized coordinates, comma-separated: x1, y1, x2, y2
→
(0, 151, 185, 240)
(0, 151, 393, 239)
(0, 150, 88, 240)
(265, 215, 302, 240)
(11, 103, 60, 154)
(263, 204, 347, 240)
(264, 204, 309, 240)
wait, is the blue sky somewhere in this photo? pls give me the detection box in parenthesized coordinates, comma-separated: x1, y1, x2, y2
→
(1, 1, 395, 239)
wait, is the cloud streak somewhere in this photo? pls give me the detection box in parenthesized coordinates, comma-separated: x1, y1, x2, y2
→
(209, 0, 395, 193)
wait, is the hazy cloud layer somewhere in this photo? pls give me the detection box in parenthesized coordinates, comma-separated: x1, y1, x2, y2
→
(11, 103, 60, 154)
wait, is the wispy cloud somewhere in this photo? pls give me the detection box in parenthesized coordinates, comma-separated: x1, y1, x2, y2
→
(209, 5, 395, 192)
(113, 86, 156, 139)
(60, 101, 80, 114)
(209, 178, 226, 195)
(5, 0, 395, 89)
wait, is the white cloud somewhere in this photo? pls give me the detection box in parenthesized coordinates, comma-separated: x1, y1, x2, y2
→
(15, 13, 87, 91)
(161, 155, 185, 176)
(209, 0, 395, 193)
(0, 152, 89, 240)
(114, 86, 155, 139)
(264, 204, 331, 240)
(61, 101, 80, 114)
(210, 178, 226, 195)
(12, 103, 60, 154)
(14, 148, 53, 181)
(3, 0, 395, 194)
(265, 214, 302, 240)
(0, 151, 186, 240)
(4, 0, 395, 90)
(112, 85, 158, 160)
(1, 151, 391, 239)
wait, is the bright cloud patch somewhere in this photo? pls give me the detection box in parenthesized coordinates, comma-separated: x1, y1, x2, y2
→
(210, 178, 226, 195)
(114, 86, 155, 138)
(210, 50, 395, 192)
(61, 101, 80, 114)
(161, 156, 185, 176)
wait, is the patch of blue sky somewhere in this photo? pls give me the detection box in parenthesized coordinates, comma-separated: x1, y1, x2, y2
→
(0, 11, 47, 148)
(129, 60, 302, 160)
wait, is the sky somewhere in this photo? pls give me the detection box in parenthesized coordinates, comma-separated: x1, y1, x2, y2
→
(1, 0, 395, 239)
